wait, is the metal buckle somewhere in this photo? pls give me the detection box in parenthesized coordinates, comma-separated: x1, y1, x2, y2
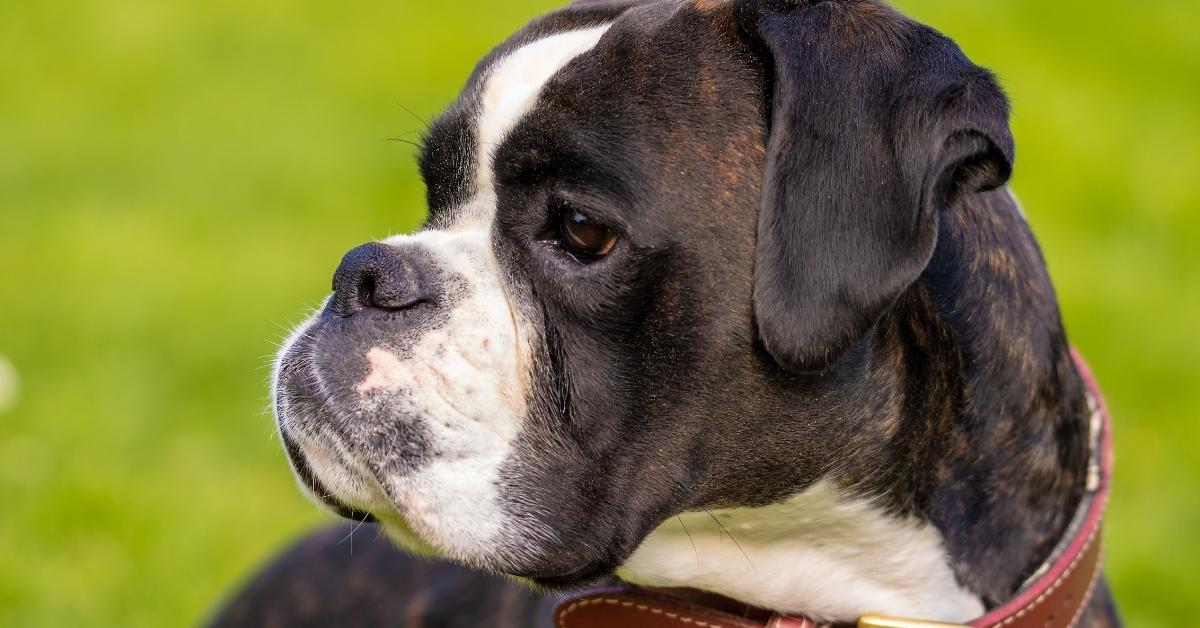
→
(858, 615, 969, 628)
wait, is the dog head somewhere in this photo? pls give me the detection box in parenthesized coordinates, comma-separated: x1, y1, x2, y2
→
(274, 0, 1013, 588)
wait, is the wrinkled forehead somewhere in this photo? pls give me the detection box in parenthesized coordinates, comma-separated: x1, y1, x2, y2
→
(418, 1, 714, 225)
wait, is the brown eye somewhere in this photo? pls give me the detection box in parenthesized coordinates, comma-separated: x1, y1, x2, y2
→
(560, 207, 617, 259)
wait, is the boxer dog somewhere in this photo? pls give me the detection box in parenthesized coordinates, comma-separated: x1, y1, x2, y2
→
(212, 0, 1120, 625)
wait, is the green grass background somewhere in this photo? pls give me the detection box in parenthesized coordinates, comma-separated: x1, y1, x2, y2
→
(1, 1, 1196, 625)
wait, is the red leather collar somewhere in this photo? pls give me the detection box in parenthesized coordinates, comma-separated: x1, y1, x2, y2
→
(555, 348, 1113, 628)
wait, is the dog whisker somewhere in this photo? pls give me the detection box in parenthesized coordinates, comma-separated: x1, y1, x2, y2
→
(339, 509, 374, 556)
(396, 103, 432, 131)
(705, 509, 755, 573)
(677, 515, 699, 568)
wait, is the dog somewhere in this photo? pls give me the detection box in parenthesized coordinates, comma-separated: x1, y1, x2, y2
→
(212, 1, 1121, 625)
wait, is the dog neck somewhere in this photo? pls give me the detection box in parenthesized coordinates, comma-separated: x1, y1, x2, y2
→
(906, 188, 1091, 605)
(616, 478, 989, 622)
(617, 188, 1091, 623)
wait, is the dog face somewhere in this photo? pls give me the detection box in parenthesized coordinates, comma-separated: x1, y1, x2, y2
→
(274, 0, 1014, 588)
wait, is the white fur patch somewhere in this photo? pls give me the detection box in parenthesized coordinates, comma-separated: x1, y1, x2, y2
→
(278, 25, 613, 565)
(476, 25, 611, 185)
(617, 480, 984, 623)
(361, 226, 535, 563)
(356, 347, 407, 394)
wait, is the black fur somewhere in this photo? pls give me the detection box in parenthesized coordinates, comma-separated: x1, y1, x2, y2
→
(740, 0, 1015, 372)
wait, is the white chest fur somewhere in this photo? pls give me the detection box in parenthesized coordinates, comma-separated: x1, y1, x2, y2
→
(616, 480, 984, 623)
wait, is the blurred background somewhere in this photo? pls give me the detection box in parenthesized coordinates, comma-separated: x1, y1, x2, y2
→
(1, 0, 1196, 625)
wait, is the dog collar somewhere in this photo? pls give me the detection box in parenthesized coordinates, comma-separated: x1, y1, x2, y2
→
(554, 348, 1113, 628)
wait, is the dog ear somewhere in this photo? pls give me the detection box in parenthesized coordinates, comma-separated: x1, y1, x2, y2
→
(736, 0, 1015, 372)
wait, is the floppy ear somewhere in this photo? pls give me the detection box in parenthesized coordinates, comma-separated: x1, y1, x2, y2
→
(737, 0, 1015, 372)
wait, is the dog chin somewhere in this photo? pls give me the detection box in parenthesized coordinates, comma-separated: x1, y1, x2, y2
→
(362, 489, 619, 590)
(276, 390, 552, 578)
(375, 515, 596, 586)
(286, 438, 456, 562)
(281, 385, 629, 594)
(368, 506, 607, 591)
(521, 562, 620, 590)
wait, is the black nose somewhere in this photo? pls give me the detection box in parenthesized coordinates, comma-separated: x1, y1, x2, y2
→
(329, 243, 434, 317)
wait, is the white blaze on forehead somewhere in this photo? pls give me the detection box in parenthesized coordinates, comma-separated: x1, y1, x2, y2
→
(468, 24, 612, 212)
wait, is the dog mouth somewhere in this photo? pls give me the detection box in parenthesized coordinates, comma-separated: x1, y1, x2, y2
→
(274, 323, 390, 523)
(273, 315, 624, 587)
(519, 561, 619, 589)
(274, 321, 450, 555)
(274, 357, 619, 590)
(280, 432, 378, 523)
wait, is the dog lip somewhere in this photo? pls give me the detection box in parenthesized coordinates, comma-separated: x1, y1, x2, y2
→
(274, 324, 323, 399)
(274, 324, 423, 527)
(280, 430, 379, 524)
(320, 298, 436, 323)
(518, 561, 616, 589)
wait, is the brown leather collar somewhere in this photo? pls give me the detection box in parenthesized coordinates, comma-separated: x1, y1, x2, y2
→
(554, 348, 1113, 628)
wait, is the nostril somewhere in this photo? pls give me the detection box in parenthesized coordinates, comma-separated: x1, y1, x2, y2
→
(330, 242, 435, 318)
(357, 273, 377, 311)
(369, 262, 429, 311)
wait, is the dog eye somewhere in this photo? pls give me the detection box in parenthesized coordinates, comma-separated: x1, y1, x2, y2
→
(559, 206, 617, 260)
